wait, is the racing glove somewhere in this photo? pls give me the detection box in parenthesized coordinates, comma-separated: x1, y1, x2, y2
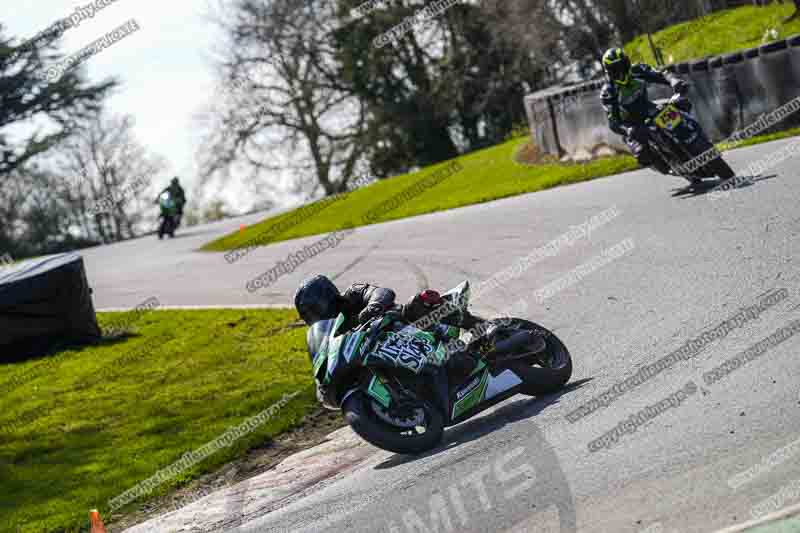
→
(671, 78, 689, 95)
(358, 303, 389, 324)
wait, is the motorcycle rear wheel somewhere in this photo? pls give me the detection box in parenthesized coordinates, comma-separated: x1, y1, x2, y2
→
(342, 391, 444, 454)
(706, 156, 735, 180)
(690, 136, 735, 180)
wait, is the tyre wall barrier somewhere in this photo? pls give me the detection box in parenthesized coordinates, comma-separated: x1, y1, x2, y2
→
(524, 35, 800, 159)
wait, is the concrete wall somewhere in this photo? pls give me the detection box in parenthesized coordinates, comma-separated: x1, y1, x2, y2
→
(525, 35, 800, 159)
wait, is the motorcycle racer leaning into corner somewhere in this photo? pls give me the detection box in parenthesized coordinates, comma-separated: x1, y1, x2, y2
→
(600, 47, 691, 175)
(294, 275, 502, 405)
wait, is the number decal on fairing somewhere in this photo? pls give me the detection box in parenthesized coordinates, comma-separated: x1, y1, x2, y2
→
(654, 105, 683, 130)
(371, 332, 435, 373)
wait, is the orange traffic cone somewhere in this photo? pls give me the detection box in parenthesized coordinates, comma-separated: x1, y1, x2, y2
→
(89, 509, 108, 533)
(240, 224, 246, 232)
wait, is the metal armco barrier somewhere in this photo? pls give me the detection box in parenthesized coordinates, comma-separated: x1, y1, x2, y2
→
(524, 34, 800, 159)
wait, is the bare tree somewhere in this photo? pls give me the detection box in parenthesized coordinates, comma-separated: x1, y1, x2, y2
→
(199, 0, 369, 200)
(55, 111, 167, 241)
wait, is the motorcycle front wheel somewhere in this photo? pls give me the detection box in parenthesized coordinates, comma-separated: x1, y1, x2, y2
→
(488, 318, 572, 396)
(342, 391, 444, 454)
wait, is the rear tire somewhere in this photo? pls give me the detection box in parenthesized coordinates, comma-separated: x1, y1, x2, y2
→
(490, 319, 572, 396)
(689, 135, 735, 180)
(342, 392, 444, 454)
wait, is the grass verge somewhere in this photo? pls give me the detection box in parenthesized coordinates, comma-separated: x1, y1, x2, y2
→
(0, 308, 314, 532)
(202, 137, 639, 252)
(204, 123, 800, 253)
(626, 4, 800, 64)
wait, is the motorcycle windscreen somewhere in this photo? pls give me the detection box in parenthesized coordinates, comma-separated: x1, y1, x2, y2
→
(308, 317, 335, 374)
(440, 280, 471, 308)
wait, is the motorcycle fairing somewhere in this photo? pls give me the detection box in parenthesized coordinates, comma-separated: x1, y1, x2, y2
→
(316, 281, 536, 426)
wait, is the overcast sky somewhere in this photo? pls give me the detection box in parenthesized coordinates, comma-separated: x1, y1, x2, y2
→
(4, 0, 243, 208)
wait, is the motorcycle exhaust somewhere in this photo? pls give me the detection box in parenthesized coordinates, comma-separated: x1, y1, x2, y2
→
(492, 330, 545, 357)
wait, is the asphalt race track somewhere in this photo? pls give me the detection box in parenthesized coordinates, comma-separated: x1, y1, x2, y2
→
(86, 137, 800, 532)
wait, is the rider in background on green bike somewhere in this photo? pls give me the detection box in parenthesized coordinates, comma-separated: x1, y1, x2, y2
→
(157, 177, 186, 226)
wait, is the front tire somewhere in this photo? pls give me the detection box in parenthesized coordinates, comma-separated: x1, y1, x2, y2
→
(490, 319, 572, 395)
(342, 392, 444, 454)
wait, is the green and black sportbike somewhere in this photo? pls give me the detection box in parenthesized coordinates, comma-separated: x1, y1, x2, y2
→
(307, 281, 572, 454)
(157, 191, 179, 239)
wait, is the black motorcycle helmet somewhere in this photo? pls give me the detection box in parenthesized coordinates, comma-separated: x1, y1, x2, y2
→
(602, 47, 632, 86)
(294, 275, 342, 325)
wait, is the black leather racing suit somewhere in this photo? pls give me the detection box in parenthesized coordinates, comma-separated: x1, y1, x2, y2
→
(600, 63, 686, 174)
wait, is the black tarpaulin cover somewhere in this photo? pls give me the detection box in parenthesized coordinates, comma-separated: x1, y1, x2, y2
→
(0, 253, 101, 359)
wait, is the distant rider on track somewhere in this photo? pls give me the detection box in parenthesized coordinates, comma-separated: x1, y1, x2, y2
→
(600, 47, 690, 175)
(158, 177, 186, 227)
